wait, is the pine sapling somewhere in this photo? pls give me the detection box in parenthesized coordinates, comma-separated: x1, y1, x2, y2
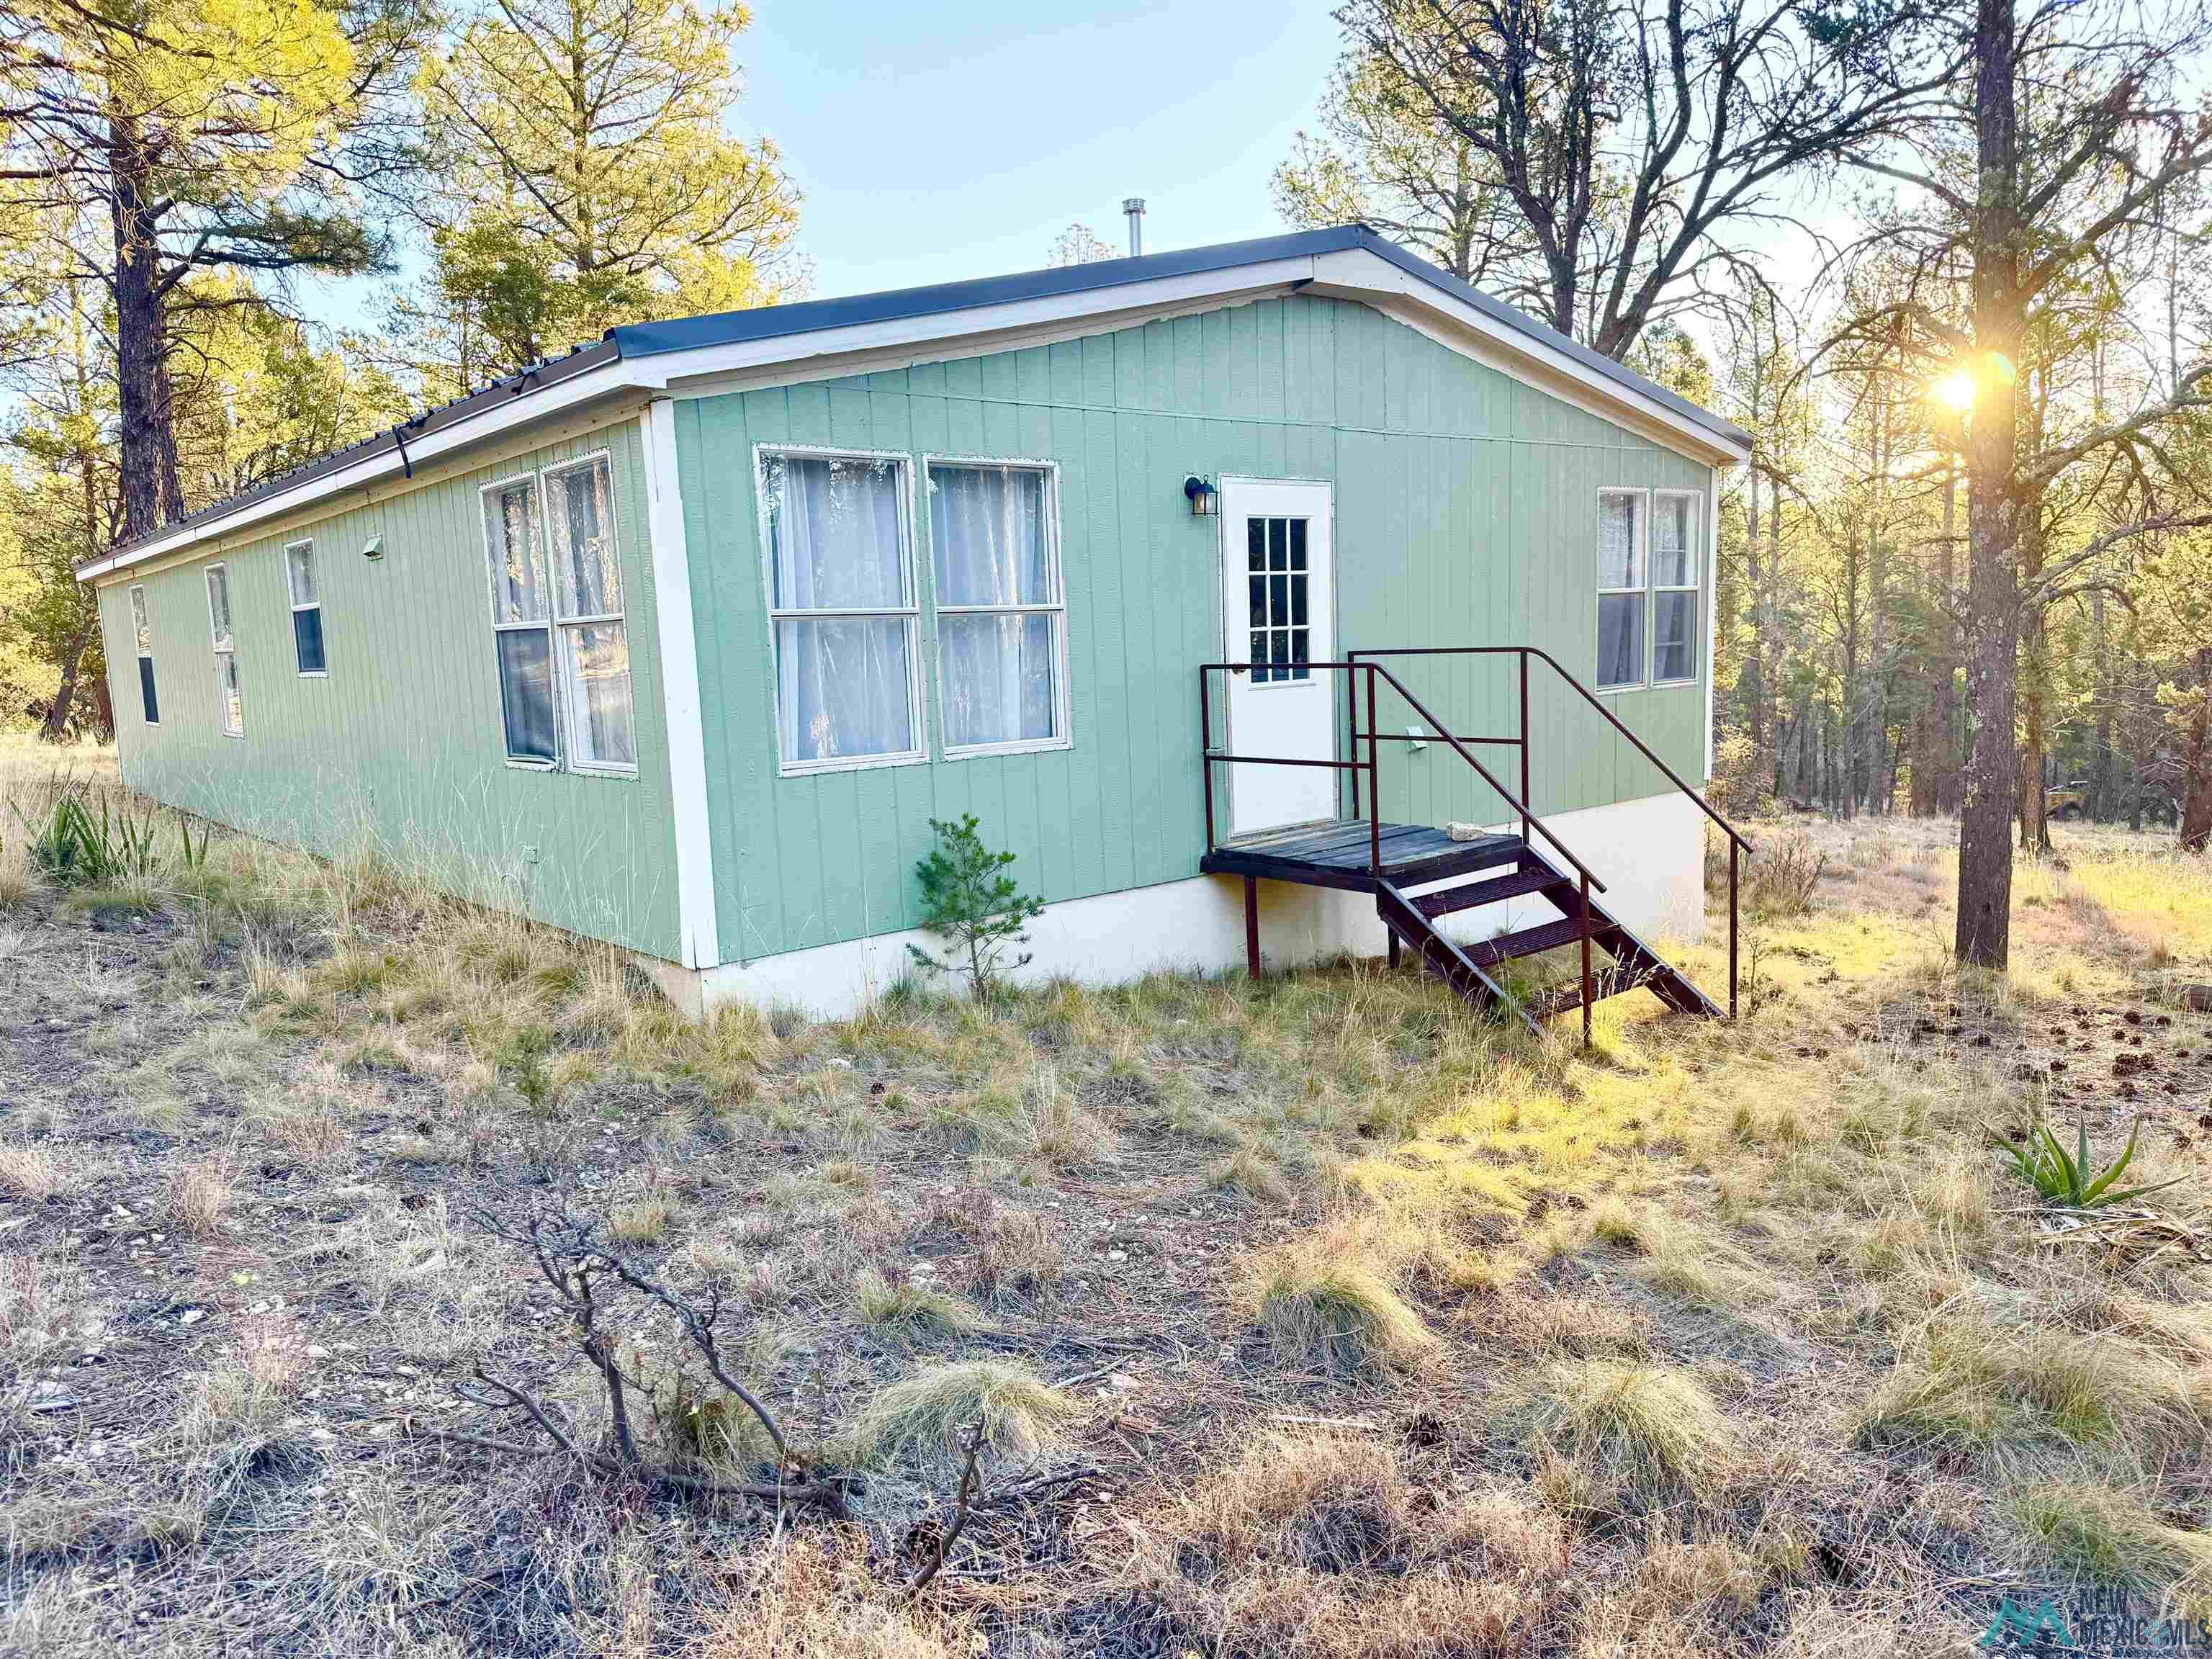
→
(907, 814, 1045, 1000)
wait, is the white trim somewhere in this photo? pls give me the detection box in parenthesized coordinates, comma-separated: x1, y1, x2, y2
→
(754, 443, 928, 776)
(640, 401, 721, 971)
(1705, 465, 1721, 777)
(922, 454, 1074, 760)
(79, 246, 1746, 585)
(660, 791, 1705, 1021)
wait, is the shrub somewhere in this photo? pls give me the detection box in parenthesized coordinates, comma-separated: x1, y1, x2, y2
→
(7, 783, 205, 890)
(907, 814, 1045, 1000)
(1744, 830, 1825, 919)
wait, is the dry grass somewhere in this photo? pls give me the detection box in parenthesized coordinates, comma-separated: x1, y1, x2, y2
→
(838, 1358, 1081, 1466)
(166, 1157, 234, 1237)
(0, 1138, 60, 1201)
(1247, 1234, 1439, 1376)
(1495, 1359, 1738, 1506)
(6, 742, 2212, 1654)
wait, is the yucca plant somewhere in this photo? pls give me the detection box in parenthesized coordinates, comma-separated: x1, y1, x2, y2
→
(1988, 1110, 2185, 1210)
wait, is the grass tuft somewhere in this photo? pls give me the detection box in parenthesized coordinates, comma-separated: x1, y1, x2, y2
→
(1497, 1359, 1736, 1503)
(850, 1269, 990, 1344)
(839, 1357, 1079, 1467)
(1247, 1240, 1438, 1375)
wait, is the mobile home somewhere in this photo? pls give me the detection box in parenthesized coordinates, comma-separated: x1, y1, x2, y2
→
(82, 226, 1752, 1026)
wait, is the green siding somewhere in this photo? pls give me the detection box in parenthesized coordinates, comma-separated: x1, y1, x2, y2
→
(98, 418, 683, 958)
(679, 293, 1715, 964)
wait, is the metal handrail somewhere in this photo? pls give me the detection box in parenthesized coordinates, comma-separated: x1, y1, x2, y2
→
(1346, 644, 1754, 854)
(1346, 644, 1753, 1017)
(1200, 659, 1607, 894)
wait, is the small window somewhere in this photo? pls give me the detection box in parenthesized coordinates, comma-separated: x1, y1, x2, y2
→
(1652, 492, 1700, 683)
(130, 585, 158, 724)
(287, 540, 326, 675)
(205, 563, 242, 736)
(1596, 491, 1646, 691)
(543, 453, 634, 770)
(761, 449, 921, 770)
(1246, 517, 1313, 683)
(927, 461, 1068, 754)
(482, 474, 557, 763)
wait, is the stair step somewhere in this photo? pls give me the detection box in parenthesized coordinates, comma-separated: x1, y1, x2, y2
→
(1463, 916, 1614, 968)
(1523, 964, 1662, 1022)
(1411, 864, 1569, 919)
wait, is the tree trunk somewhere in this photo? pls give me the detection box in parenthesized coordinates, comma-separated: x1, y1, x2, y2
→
(39, 624, 91, 743)
(2017, 604, 2050, 853)
(2091, 586, 2112, 819)
(2182, 646, 2212, 853)
(1956, 0, 2024, 970)
(107, 106, 181, 541)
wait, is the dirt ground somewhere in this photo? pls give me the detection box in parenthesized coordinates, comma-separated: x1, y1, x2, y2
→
(4, 750, 2211, 1657)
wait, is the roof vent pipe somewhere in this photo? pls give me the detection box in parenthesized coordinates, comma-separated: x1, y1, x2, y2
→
(1123, 198, 1145, 257)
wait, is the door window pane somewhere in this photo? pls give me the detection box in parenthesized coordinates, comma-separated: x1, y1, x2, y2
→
(1245, 517, 1311, 683)
(1597, 593, 1645, 691)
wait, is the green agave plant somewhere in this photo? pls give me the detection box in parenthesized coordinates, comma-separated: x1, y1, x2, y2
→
(1988, 1110, 2186, 1210)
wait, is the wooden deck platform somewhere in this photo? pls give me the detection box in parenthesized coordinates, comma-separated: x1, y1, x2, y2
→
(1198, 819, 1524, 892)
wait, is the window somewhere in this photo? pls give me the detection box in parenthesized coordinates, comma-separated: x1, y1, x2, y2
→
(1595, 491, 1647, 691)
(130, 585, 158, 724)
(543, 453, 635, 770)
(927, 461, 1067, 754)
(286, 540, 326, 675)
(205, 563, 242, 736)
(1651, 492, 1701, 683)
(760, 449, 921, 770)
(482, 473, 557, 763)
(1246, 516, 1313, 683)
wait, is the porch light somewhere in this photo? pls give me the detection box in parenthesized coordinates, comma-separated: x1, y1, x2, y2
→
(1184, 475, 1218, 517)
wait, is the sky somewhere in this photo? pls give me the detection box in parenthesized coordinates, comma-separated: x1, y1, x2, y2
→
(739, 0, 1346, 297)
(299, 0, 1348, 331)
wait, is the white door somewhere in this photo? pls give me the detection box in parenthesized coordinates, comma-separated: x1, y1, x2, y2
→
(1220, 477, 1335, 837)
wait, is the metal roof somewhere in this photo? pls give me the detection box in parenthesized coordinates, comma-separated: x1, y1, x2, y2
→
(95, 225, 1747, 567)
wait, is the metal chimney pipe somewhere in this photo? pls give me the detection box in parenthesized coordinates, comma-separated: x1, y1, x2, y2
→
(1123, 198, 1145, 257)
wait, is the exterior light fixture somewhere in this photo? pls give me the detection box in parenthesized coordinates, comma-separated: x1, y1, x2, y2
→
(1184, 475, 1218, 517)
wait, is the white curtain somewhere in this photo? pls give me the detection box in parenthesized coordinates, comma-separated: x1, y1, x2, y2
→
(930, 465, 1056, 748)
(770, 455, 914, 763)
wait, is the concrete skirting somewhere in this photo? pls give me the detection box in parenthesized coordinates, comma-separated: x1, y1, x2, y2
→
(650, 791, 1707, 1022)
